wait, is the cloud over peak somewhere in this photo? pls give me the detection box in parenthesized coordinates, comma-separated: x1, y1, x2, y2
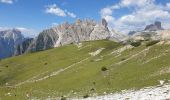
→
(0, 0, 15, 4)
(45, 4, 76, 18)
(100, 0, 170, 33)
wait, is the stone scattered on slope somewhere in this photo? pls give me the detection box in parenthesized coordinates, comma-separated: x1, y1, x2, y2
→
(89, 48, 105, 56)
(74, 84, 170, 100)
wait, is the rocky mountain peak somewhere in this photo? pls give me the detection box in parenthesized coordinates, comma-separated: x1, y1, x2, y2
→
(0, 29, 24, 59)
(154, 21, 162, 29)
(75, 19, 82, 25)
(21, 19, 112, 52)
(101, 18, 108, 28)
(144, 21, 164, 31)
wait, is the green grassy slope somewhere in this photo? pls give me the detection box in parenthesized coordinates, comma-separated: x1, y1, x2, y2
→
(0, 40, 170, 99)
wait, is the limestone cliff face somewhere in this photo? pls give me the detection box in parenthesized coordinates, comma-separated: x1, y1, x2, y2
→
(27, 29, 59, 52)
(26, 19, 111, 52)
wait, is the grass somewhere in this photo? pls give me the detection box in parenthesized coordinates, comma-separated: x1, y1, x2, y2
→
(0, 40, 170, 99)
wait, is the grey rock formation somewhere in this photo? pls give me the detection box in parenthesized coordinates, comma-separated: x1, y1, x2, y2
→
(144, 21, 164, 31)
(0, 29, 24, 59)
(14, 38, 34, 55)
(127, 21, 165, 42)
(27, 29, 59, 52)
(102, 18, 108, 29)
(26, 19, 112, 52)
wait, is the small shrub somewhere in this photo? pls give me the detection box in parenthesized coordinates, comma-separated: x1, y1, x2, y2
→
(130, 41, 141, 47)
(90, 88, 95, 91)
(83, 94, 89, 98)
(90, 59, 94, 62)
(5, 65, 8, 68)
(60, 96, 66, 100)
(101, 66, 108, 71)
(92, 82, 96, 85)
(44, 63, 48, 65)
(146, 40, 159, 46)
(121, 58, 126, 61)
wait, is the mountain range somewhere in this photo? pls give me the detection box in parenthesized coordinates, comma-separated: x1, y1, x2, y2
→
(1, 19, 170, 99)
(0, 20, 168, 59)
(1, 19, 126, 58)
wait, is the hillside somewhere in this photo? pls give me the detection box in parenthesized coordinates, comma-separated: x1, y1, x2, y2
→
(0, 40, 170, 99)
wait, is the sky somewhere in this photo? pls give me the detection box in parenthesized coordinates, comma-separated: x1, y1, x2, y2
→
(0, 0, 170, 37)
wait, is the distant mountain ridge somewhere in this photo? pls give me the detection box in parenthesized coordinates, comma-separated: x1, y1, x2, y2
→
(144, 21, 164, 31)
(1, 20, 170, 59)
(128, 21, 170, 42)
(0, 29, 24, 59)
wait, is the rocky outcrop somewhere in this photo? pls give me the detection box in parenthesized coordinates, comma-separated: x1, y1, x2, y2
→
(144, 21, 164, 31)
(128, 21, 167, 41)
(75, 84, 170, 100)
(25, 19, 111, 52)
(26, 29, 59, 52)
(14, 38, 34, 55)
(0, 29, 24, 59)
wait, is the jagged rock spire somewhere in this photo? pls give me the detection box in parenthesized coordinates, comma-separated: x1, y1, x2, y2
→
(101, 18, 108, 28)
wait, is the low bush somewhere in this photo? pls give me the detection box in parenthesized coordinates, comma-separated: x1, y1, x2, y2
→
(146, 40, 159, 46)
(101, 66, 108, 71)
(121, 58, 126, 61)
(60, 96, 66, 100)
(44, 63, 48, 65)
(130, 41, 141, 47)
(83, 94, 89, 98)
(90, 88, 95, 91)
(90, 59, 94, 62)
(92, 82, 96, 85)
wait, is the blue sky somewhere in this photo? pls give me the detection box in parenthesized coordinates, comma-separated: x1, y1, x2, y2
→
(0, 0, 170, 37)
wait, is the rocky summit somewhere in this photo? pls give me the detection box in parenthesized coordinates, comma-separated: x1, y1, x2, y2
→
(144, 21, 164, 31)
(128, 21, 168, 42)
(0, 29, 24, 59)
(21, 19, 116, 53)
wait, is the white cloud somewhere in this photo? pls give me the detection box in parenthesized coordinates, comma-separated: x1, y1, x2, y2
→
(65, 10, 77, 18)
(0, 0, 14, 4)
(100, 5, 120, 17)
(46, 4, 66, 17)
(166, 3, 170, 10)
(45, 4, 76, 18)
(0, 27, 37, 37)
(100, 5, 119, 27)
(100, 0, 170, 33)
(51, 22, 59, 27)
(120, 0, 155, 7)
(16, 27, 38, 37)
